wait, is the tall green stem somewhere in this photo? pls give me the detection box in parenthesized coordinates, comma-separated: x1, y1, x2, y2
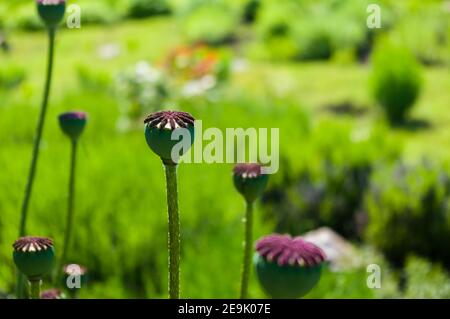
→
(240, 200, 254, 299)
(61, 139, 78, 268)
(164, 164, 180, 299)
(29, 279, 41, 299)
(16, 27, 56, 299)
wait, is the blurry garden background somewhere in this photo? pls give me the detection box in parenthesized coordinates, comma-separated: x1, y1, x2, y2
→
(0, 0, 450, 298)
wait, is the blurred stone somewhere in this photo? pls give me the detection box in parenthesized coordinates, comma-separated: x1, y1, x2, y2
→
(303, 227, 360, 271)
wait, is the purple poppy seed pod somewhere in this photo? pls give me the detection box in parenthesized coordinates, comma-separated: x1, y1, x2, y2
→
(41, 288, 65, 299)
(36, 0, 66, 28)
(254, 234, 326, 299)
(13, 236, 55, 279)
(58, 111, 87, 141)
(233, 163, 269, 203)
(144, 110, 195, 165)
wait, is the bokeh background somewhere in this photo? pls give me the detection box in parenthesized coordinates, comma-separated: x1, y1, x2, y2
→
(0, 0, 450, 298)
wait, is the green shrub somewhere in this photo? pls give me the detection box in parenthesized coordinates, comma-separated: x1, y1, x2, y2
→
(366, 161, 450, 267)
(182, 4, 239, 45)
(253, 0, 382, 61)
(76, 64, 112, 92)
(7, 4, 44, 31)
(241, 0, 260, 23)
(262, 121, 400, 238)
(404, 256, 450, 298)
(388, 1, 450, 66)
(0, 64, 26, 90)
(293, 21, 334, 61)
(125, 0, 171, 19)
(78, 1, 120, 25)
(369, 42, 423, 125)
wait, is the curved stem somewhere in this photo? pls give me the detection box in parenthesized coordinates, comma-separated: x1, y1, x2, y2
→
(240, 200, 253, 299)
(61, 139, 78, 268)
(164, 164, 180, 299)
(29, 279, 42, 299)
(16, 27, 56, 299)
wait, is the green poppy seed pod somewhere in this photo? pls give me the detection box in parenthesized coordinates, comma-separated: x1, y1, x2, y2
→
(233, 163, 269, 203)
(13, 237, 55, 279)
(254, 234, 326, 299)
(58, 111, 87, 141)
(36, 0, 66, 28)
(144, 110, 195, 165)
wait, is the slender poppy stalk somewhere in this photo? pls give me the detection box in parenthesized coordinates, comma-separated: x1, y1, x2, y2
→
(13, 236, 55, 299)
(144, 110, 195, 299)
(16, 0, 66, 299)
(57, 112, 87, 275)
(233, 163, 269, 299)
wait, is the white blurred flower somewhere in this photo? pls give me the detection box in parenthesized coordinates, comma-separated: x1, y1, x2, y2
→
(97, 43, 121, 60)
(135, 61, 161, 83)
(200, 75, 217, 91)
(231, 58, 248, 73)
(181, 75, 217, 97)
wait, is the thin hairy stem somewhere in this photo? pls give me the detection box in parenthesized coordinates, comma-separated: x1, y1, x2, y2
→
(164, 164, 180, 299)
(16, 27, 56, 299)
(240, 200, 254, 299)
(61, 139, 78, 268)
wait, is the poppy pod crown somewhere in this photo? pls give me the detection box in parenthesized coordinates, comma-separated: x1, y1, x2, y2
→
(36, 0, 66, 28)
(233, 163, 269, 203)
(256, 234, 326, 266)
(254, 234, 326, 299)
(13, 236, 55, 279)
(144, 110, 195, 165)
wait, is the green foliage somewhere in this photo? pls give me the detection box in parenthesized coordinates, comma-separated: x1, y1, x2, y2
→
(366, 161, 450, 267)
(262, 121, 400, 238)
(125, 0, 171, 19)
(6, 3, 44, 31)
(241, 0, 260, 24)
(0, 64, 26, 91)
(370, 41, 423, 125)
(76, 64, 112, 92)
(253, 0, 381, 61)
(389, 1, 450, 66)
(77, 1, 120, 25)
(404, 256, 450, 298)
(182, 3, 239, 45)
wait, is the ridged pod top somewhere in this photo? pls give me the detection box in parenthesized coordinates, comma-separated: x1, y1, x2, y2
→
(144, 110, 195, 130)
(256, 234, 326, 267)
(37, 0, 66, 4)
(233, 163, 263, 179)
(13, 236, 53, 253)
